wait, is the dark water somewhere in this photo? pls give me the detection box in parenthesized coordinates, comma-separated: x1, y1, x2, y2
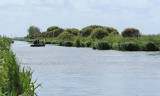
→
(11, 41, 160, 96)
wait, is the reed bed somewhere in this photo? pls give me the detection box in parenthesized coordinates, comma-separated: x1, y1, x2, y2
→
(0, 37, 40, 96)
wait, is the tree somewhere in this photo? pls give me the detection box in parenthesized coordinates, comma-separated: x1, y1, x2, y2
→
(103, 27, 119, 34)
(58, 31, 74, 40)
(27, 26, 41, 37)
(91, 28, 109, 39)
(46, 26, 64, 37)
(81, 25, 103, 37)
(121, 28, 141, 37)
(65, 28, 80, 36)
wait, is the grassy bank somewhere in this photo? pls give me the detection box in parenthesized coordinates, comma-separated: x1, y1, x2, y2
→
(0, 37, 40, 96)
(20, 25, 160, 51)
(21, 34, 160, 51)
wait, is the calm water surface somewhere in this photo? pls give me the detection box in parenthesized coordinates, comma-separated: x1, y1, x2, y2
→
(11, 41, 160, 96)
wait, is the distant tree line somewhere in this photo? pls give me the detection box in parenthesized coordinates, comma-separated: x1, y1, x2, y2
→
(26, 25, 141, 39)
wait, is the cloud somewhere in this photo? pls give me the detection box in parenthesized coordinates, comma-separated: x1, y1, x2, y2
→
(0, 0, 160, 36)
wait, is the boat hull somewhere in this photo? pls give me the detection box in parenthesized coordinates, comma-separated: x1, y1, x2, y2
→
(31, 44, 45, 47)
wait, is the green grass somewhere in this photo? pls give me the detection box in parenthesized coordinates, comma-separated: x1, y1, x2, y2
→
(20, 34, 160, 51)
(0, 37, 41, 96)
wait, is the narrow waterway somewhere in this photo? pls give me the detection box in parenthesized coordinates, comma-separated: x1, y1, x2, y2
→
(11, 41, 160, 96)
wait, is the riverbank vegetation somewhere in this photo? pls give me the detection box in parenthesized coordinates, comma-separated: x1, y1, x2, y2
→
(0, 37, 40, 95)
(22, 25, 160, 51)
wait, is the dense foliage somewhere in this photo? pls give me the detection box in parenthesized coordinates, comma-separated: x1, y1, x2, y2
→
(0, 37, 40, 95)
(94, 41, 111, 50)
(58, 31, 74, 40)
(66, 28, 80, 36)
(27, 26, 41, 38)
(122, 28, 141, 37)
(91, 28, 109, 39)
(22, 25, 160, 51)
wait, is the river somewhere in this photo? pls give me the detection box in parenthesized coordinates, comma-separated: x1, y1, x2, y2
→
(11, 41, 160, 96)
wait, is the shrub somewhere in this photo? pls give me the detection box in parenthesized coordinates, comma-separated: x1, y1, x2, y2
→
(81, 28, 93, 37)
(74, 39, 81, 47)
(45, 41, 51, 44)
(47, 26, 60, 32)
(65, 28, 80, 36)
(85, 41, 92, 47)
(81, 25, 103, 37)
(59, 41, 64, 46)
(45, 31, 54, 38)
(121, 42, 140, 51)
(112, 42, 121, 50)
(51, 41, 57, 44)
(80, 42, 85, 47)
(59, 31, 74, 40)
(104, 27, 119, 34)
(122, 28, 141, 37)
(95, 41, 111, 50)
(145, 42, 159, 51)
(91, 28, 109, 39)
(46, 26, 64, 37)
(64, 41, 73, 47)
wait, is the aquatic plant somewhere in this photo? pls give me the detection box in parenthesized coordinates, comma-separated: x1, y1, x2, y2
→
(121, 42, 140, 51)
(0, 37, 41, 96)
(94, 41, 111, 50)
(64, 41, 73, 47)
(144, 42, 159, 51)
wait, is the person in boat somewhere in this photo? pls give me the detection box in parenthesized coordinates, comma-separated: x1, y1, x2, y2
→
(33, 40, 38, 45)
(37, 40, 40, 44)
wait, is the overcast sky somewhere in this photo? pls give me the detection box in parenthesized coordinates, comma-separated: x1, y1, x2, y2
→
(0, 0, 160, 37)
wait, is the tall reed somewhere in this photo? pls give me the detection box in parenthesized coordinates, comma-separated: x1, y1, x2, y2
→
(0, 37, 41, 96)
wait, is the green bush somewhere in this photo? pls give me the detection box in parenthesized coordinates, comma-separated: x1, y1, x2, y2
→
(104, 27, 119, 34)
(112, 42, 121, 50)
(81, 25, 103, 37)
(45, 31, 54, 38)
(121, 42, 140, 51)
(94, 41, 111, 50)
(46, 26, 64, 37)
(52, 28, 64, 37)
(65, 28, 80, 36)
(64, 41, 73, 47)
(80, 42, 85, 47)
(81, 28, 93, 37)
(45, 41, 51, 44)
(47, 26, 60, 32)
(59, 31, 74, 40)
(85, 41, 92, 47)
(122, 28, 141, 37)
(91, 28, 109, 39)
(59, 41, 64, 46)
(51, 41, 57, 44)
(144, 42, 159, 51)
(74, 39, 81, 47)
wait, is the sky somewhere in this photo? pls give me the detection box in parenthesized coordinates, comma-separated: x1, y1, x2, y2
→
(0, 0, 160, 37)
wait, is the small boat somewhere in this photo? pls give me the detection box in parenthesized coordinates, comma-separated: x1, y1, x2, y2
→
(31, 44, 45, 47)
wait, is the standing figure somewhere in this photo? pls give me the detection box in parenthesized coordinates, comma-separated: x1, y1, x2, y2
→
(33, 40, 38, 45)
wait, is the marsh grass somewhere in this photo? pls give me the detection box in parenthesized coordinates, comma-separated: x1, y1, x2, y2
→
(0, 37, 41, 96)
(21, 34, 160, 51)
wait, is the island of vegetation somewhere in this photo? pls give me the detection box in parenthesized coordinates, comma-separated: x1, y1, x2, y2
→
(0, 37, 40, 95)
(22, 25, 160, 51)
